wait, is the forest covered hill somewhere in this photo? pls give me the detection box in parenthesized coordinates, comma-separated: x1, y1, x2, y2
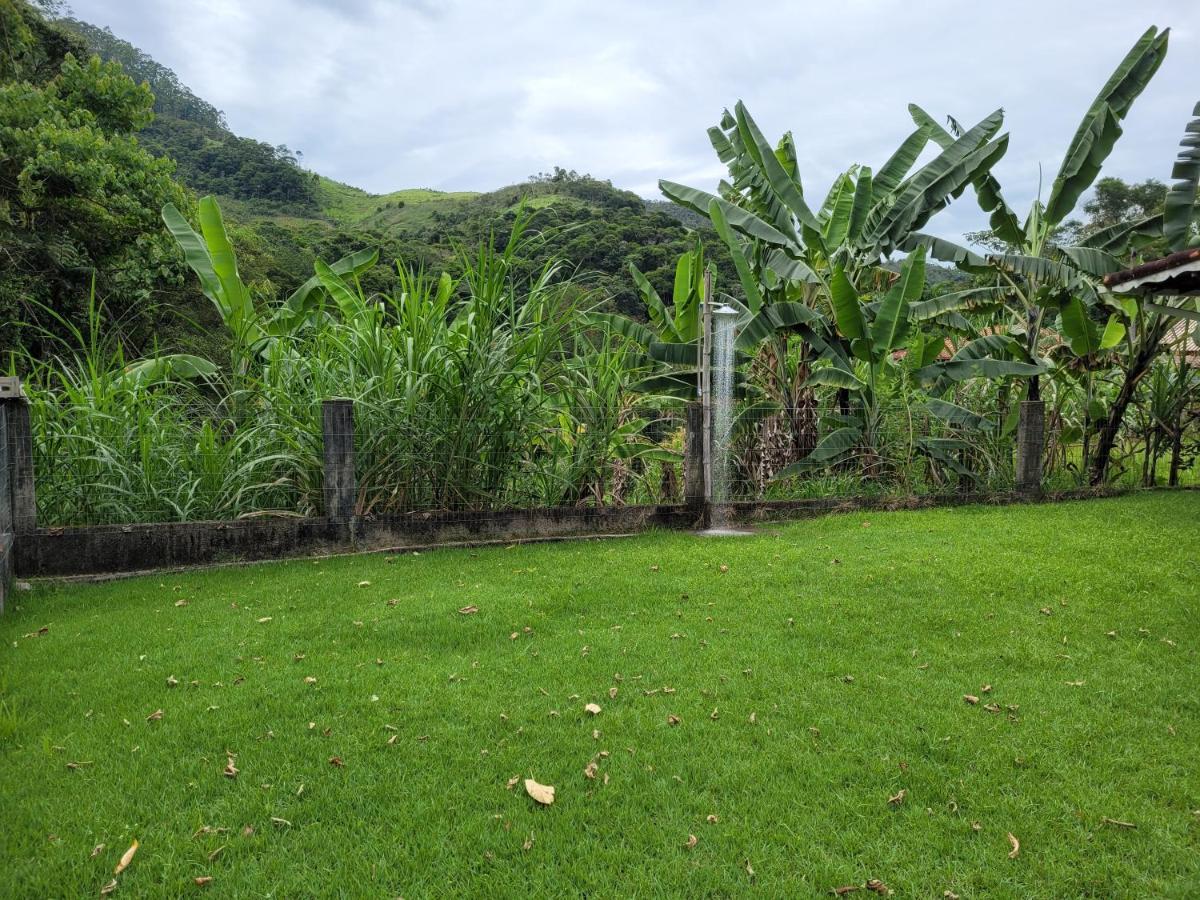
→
(3, 1, 971, 359)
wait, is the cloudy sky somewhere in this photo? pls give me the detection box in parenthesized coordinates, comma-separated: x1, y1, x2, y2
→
(70, 0, 1198, 240)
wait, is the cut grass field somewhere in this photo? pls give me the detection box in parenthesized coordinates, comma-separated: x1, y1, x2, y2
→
(2, 493, 1198, 897)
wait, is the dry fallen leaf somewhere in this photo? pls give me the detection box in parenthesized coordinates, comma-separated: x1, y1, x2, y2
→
(174, 599, 188, 607)
(608, 687, 618, 699)
(100, 879, 118, 895)
(667, 714, 681, 726)
(1007, 832, 1020, 859)
(458, 605, 479, 615)
(223, 757, 238, 779)
(256, 616, 272, 624)
(522, 834, 534, 851)
(357, 581, 371, 588)
(584, 761, 598, 780)
(963, 694, 980, 705)
(719, 564, 729, 573)
(584, 703, 602, 716)
(146, 709, 163, 722)
(328, 756, 345, 768)
(944, 892, 960, 900)
(270, 817, 292, 827)
(865, 879, 891, 895)
(114, 839, 138, 875)
(833, 887, 861, 896)
(744, 859, 755, 879)
(90, 843, 105, 858)
(194, 876, 213, 887)
(684, 834, 698, 849)
(524, 778, 555, 805)
(707, 814, 719, 824)
(888, 788, 907, 806)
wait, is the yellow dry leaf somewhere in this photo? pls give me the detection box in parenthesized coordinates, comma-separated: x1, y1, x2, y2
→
(100, 879, 118, 895)
(90, 843, 105, 858)
(1007, 832, 1020, 858)
(195, 876, 213, 887)
(524, 778, 555, 805)
(458, 605, 479, 615)
(114, 838, 138, 875)
(608, 687, 618, 699)
(256, 616, 272, 623)
(707, 814, 719, 824)
(146, 709, 163, 722)
(667, 714, 681, 726)
(684, 834, 698, 849)
(585, 703, 602, 716)
(888, 788, 907, 806)
(505, 775, 520, 790)
(963, 694, 980, 705)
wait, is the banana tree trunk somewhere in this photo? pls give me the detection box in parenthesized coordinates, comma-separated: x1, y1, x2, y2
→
(1089, 329, 1165, 485)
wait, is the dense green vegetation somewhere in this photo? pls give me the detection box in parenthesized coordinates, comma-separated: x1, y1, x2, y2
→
(3, 3, 743, 361)
(0, 0, 190, 357)
(3, 494, 1198, 896)
(3, 0, 1197, 527)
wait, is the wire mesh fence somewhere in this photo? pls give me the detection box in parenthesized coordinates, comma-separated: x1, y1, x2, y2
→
(20, 392, 1200, 530)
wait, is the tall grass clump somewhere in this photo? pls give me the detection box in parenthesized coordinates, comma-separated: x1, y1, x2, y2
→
(17, 213, 674, 526)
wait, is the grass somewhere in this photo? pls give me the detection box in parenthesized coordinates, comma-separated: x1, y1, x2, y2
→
(315, 177, 479, 228)
(2, 493, 1198, 897)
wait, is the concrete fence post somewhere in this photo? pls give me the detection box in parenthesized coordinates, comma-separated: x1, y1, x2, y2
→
(1, 376, 35, 613)
(1, 377, 35, 534)
(321, 399, 357, 522)
(1015, 399, 1045, 495)
(684, 401, 706, 521)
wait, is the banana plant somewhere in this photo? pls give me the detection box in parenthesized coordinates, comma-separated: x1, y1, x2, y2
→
(655, 101, 1017, 468)
(1090, 98, 1200, 482)
(902, 26, 1171, 394)
(163, 196, 379, 375)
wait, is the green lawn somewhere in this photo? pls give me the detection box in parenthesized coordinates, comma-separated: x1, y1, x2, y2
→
(2, 493, 1198, 897)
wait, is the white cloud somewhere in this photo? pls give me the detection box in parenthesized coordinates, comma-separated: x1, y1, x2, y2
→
(69, 0, 1200, 241)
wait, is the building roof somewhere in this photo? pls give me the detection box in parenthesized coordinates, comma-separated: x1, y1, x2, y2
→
(1103, 247, 1200, 296)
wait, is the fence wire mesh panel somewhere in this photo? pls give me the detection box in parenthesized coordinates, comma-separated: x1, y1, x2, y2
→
(32, 406, 315, 528)
(709, 397, 1016, 503)
(348, 402, 684, 523)
(19, 383, 1199, 532)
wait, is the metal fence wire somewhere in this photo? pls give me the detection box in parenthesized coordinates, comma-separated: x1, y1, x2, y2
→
(24, 391, 1199, 530)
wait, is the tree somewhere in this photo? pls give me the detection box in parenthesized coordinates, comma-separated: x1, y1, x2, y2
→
(0, 0, 190, 358)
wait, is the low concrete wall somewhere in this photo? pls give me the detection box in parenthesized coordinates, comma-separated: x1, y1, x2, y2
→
(10, 485, 1156, 581)
(15, 504, 699, 578)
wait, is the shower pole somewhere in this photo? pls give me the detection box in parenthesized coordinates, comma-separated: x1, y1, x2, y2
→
(699, 268, 713, 522)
